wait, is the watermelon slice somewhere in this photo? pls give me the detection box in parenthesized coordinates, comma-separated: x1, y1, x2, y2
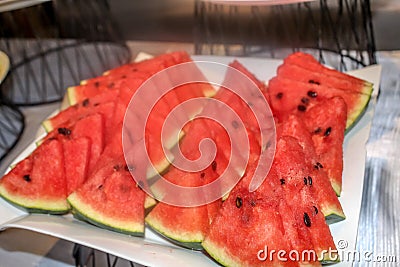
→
(68, 154, 146, 236)
(102, 51, 192, 78)
(277, 115, 345, 223)
(203, 136, 339, 266)
(0, 139, 68, 214)
(42, 90, 118, 132)
(62, 137, 91, 195)
(304, 97, 347, 196)
(283, 52, 373, 87)
(69, 51, 215, 106)
(267, 76, 371, 129)
(271, 136, 339, 263)
(202, 186, 299, 267)
(277, 63, 372, 95)
(43, 113, 105, 175)
(145, 119, 226, 249)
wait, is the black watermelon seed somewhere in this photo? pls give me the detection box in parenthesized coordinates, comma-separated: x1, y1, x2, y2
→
(314, 162, 324, 170)
(97, 184, 103, 190)
(280, 178, 285, 185)
(304, 212, 311, 227)
(313, 127, 322, 134)
(308, 176, 313, 186)
(211, 161, 217, 172)
(200, 172, 206, 178)
(93, 103, 100, 107)
(301, 97, 309, 105)
(23, 174, 31, 182)
(236, 197, 243, 208)
(307, 90, 318, 98)
(324, 127, 332, 137)
(297, 105, 307, 112)
(113, 165, 121, 171)
(303, 177, 308, 185)
(276, 92, 283, 99)
(250, 199, 256, 207)
(82, 99, 90, 107)
(132, 68, 138, 72)
(121, 75, 127, 79)
(232, 120, 239, 129)
(108, 82, 115, 89)
(313, 205, 319, 215)
(308, 80, 320, 85)
(94, 81, 100, 88)
(58, 127, 71, 136)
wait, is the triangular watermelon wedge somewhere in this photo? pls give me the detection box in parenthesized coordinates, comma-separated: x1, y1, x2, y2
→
(0, 139, 68, 214)
(68, 155, 146, 236)
(267, 76, 370, 129)
(203, 136, 339, 266)
(277, 114, 345, 223)
(303, 97, 347, 196)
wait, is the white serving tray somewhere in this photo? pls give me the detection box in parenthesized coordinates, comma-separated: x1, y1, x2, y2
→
(0, 56, 381, 267)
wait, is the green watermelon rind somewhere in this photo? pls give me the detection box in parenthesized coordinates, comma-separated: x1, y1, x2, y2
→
(202, 236, 341, 266)
(0, 185, 69, 215)
(202, 238, 247, 267)
(345, 84, 373, 133)
(145, 215, 204, 250)
(323, 207, 346, 225)
(319, 195, 346, 224)
(67, 192, 145, 237)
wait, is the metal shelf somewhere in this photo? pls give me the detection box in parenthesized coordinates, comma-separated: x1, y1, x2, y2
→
(194, 0, 376, 71)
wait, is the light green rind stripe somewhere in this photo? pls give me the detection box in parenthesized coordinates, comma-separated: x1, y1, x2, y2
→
(0, 185, 69, 214)
(145, 212, 204, 250)
(67, 193, 144, 236)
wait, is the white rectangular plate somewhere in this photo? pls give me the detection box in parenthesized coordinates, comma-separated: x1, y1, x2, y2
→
(0, 56, 381, 267)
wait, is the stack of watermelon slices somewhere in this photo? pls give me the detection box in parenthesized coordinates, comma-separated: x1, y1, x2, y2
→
(0, 51, 373, 266)
(0, 51, 216, 235)
(267, 52, 373, 196)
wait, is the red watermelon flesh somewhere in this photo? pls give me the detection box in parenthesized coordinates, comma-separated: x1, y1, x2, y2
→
(277, 63, 372, 95)
(63, 137, 91, 195)
(44, 113, 105, 175)
(202, 186, 298, 267)
(267, 76, 370, 129)
(202, 136, 337, 266)
(68, 76, 145, 106)
(283, 52, 372, 87)
(271, 136, 338, 262)
(103, 51, 192, 78)
(43, 90, 118, 132)
(303, 97, 347, 196)
(229, 60, 268, 93)
(81, 70, 149, 87)
(0, 139, 68, 214)
(277, 115, 345, 223)
(145, 119, 228, 249)
(72, 113, 105, 173)
(67, 154, 146, 236)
